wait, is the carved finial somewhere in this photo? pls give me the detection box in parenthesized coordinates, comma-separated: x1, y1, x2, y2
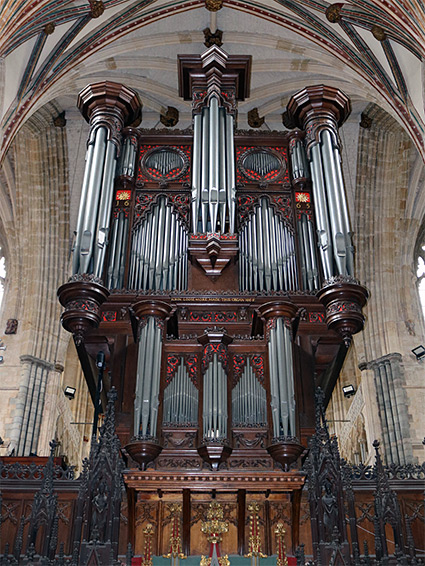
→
(360, 113, 373, 129)
(282, 110, 296, 129)
(371, 25, 386, 41)
(205, 0, 223, 11)
(89, 0, 105, 18)
(160, 106, 179, 127)
(53, 112, 66, 128)
(325, 3, 343, 22)
(248, 108, 265, 128)
(203, 27, 223, 47)
(44, 22, 55, 34)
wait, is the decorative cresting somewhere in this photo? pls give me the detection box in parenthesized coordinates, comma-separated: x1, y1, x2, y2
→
(258, 301, 304, 470)
(200, 502, 230, 566)
(57, 273, 109, 345)
(179, 46, 251, 277)
(197, 328, 233, 470)
(286, 86, 368, 344)
(73, 81, 141, 278)
(125, 300, 173, 469)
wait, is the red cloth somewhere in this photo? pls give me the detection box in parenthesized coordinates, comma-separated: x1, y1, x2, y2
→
(131, 557, 143, 566)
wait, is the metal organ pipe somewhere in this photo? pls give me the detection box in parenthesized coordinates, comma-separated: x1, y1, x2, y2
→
(191, 99, 236, 234)
(267, 319, 296, 438)
(203, 354, 227, 441)
(134, 317, 163, 438)
(74, 126, 107, 274)
(72, 140, 95, 274)
(239, 198, 298, 291)
(208, 96, 220, 233)
(192, 115, 202, 234)
(128, 197, 188, 291)
(306, 129, 354, 279)
(232, 363, 267, 427)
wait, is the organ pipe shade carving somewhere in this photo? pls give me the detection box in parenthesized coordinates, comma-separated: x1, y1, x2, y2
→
(239, 198, 298, 291)
(203, 353, 228, 441)
(163, 357, 198, 426)
(128, 196, 188, 291)
(232, 361, 267, 427)
(134, 317, 163, 438)
(191, 96, 236, 234)
(268, 318, 296, 438)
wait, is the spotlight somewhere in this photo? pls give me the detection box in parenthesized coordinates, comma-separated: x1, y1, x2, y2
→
(64, 386, 76, 400)
(412, 345, 425, 360)
(342, 384, 356, 398)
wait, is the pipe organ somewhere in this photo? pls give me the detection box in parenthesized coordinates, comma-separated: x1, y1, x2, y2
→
(58, 49, 368, 559)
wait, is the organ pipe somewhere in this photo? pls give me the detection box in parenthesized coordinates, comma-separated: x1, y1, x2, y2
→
(134, 317, 163, 437)
(239, 198, 298, 291)
(232, 362, 267, 427)
(203, 354, 228, 441)
(192, 98, 236, 234)
(268, 318, 296, 438)
(74, 126, 109, 274)
(128, 197, 188, 291)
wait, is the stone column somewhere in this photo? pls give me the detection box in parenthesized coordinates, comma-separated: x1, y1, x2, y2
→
(360, 353, 413, 465)
(9, 355, 55, 456)
(73, 81, 141, 279)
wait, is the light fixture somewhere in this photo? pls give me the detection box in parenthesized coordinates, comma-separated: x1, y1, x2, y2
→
(64, 386, 76, 400)
(412, 345, 425, 360)
(342, 384, 356, 398)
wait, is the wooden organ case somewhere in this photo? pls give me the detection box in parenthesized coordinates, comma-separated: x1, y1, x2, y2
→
(58, 47, 369, 559)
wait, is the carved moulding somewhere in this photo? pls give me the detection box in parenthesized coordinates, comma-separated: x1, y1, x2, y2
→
(57, 275, 110, 345)
(77, 81, 142, 150)
(317, 276, 369, 346)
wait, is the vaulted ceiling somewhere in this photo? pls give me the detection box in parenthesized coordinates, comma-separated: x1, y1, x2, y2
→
(0, 0, 424, 162)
